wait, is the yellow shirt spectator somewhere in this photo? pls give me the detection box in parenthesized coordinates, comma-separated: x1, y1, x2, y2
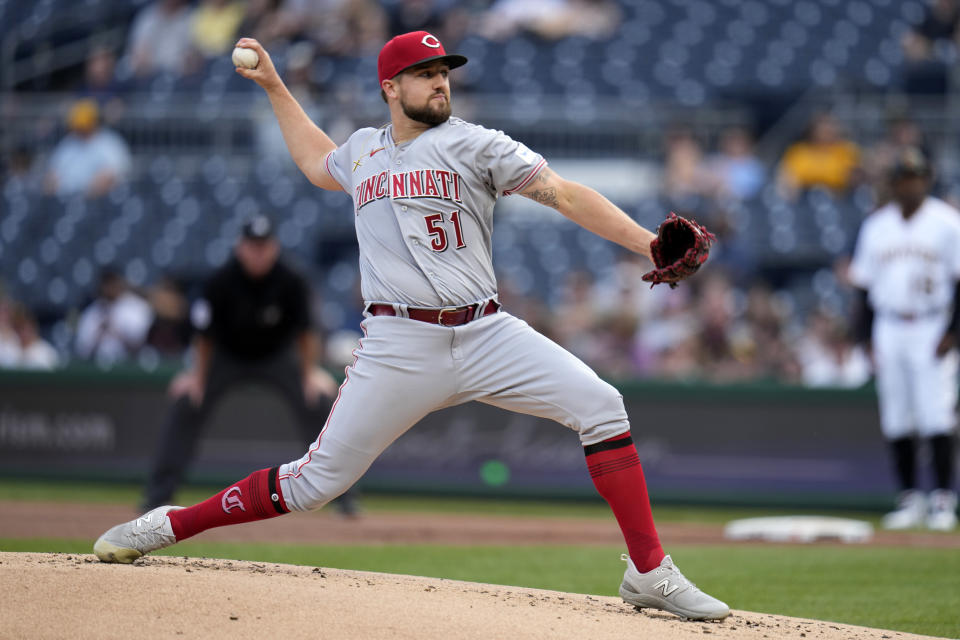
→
(192, 0, 246, 57)
(780, 140, 860, 192)
(778, 113, 861, 195)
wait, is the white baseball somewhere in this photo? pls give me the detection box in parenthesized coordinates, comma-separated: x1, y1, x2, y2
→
(232, 46, 259, 69)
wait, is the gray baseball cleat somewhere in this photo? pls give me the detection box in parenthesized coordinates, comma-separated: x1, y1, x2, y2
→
(619, 554, 730, 621)
(882, 490, 927, 530)
(93, 505, 182, 563)
(926, 490, 958, 532)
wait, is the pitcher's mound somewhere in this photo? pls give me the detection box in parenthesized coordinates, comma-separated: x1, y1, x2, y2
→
(0, 552, 944, 640)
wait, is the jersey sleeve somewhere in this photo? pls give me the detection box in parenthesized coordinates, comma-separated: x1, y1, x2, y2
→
(474, 128, 547, 196)
(847, 221, 874, 289)
(323, 127, 375, 192)
(323, 147, 348, 192)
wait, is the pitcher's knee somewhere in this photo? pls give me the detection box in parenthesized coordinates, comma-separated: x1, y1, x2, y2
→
(580, 419, 630, 446)
(577, 382, 630, 445)
(276, 437, 374, 512)
(599, 380, 625, 406)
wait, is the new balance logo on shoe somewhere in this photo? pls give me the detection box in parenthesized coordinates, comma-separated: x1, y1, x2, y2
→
(222, 486, 246, 513)
(653, 578, 679, 597)
(135, 513, 154, 527)
(620, 555, 729, 621)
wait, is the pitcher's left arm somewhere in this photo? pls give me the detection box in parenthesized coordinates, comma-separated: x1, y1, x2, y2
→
(520, 167, 655, 261)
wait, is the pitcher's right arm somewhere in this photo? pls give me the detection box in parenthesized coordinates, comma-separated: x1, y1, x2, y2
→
(233, 38, 341, 191)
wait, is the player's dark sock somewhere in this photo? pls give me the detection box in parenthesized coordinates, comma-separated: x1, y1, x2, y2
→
(584, 432, 664, 573)
(929, 434, 956, 490)
(167, 467, 289, 541)
(888, 436, 917, 491)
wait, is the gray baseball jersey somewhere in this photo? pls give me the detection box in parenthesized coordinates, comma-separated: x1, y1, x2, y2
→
(276, 117, 629, 511)
(324, 116, 547, 307)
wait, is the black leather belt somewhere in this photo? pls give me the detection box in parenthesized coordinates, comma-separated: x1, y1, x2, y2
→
(368, 300, 501, 327)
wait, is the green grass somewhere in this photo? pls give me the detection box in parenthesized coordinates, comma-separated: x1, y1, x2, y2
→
(0, 479, 889, 525)
(2, 479, 958, 637)
(3, 538, 957, 638)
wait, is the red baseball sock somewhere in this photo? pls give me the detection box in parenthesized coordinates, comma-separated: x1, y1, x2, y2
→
(167, 467, 289, 541)
(585, 432, 665, 572)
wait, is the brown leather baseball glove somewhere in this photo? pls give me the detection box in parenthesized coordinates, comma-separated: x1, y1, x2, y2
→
(641, 212, 716, 289)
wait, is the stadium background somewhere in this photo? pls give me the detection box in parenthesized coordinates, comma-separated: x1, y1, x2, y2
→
(1, 1, 959, 521)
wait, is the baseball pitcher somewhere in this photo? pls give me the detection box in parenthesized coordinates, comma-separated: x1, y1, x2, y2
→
(94, 31, 726, 620)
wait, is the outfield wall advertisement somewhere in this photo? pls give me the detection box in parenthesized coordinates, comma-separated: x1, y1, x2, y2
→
(0, 368, 915, 506)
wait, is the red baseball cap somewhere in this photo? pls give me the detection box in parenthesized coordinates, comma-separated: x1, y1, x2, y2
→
(377, 31, 467, 84)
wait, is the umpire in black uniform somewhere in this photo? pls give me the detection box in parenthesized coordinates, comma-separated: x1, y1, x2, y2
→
(142, 215, 357, 514)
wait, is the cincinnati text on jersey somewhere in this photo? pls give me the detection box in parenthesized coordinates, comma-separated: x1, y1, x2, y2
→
(354, 169, 463, 213)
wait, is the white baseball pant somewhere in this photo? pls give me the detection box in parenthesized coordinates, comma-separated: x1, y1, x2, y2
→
(277, 311, 630, 511)
(873, 313, 959, 440)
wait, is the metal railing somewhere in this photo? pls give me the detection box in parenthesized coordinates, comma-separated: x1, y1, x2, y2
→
(0, 90, 753, 164)
(2, 90, 958, 174)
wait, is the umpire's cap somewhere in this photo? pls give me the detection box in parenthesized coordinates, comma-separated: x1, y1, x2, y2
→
(890, 146, 932, 180)
(378, 31, 467, 84)
(241, 215, 274, 240)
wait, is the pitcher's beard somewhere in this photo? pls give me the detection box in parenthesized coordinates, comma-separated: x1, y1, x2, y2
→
(402, 96, 451, 125)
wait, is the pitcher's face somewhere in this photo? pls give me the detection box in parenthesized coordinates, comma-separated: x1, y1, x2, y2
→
(395, 61, 452, 126)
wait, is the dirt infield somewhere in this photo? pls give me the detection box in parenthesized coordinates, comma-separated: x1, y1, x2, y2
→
(1, 552, 950, 640)
(2, 500, 958, 548)
(3, 502, 956, 639)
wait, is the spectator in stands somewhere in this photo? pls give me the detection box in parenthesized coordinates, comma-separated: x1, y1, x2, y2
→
(125, 0, 195, 77)
(706, 127, 765, 201)
(43, 99, 132, 198)
(77, 45, 126, 123)
(580, 254, 671, 377)
(591, 308, 643, 378)
(553, 270, 601, 363)
(10, 305, 59, 370)
(80, 45, 119, 100)
(285, 40, 322, 100)
(2, 146, 42, 196)
(479, 0, 621, 41)
(74, 268, 154, 365)
(386, 0, 470, 48)
(795, 309, 870, 388)
(141, 215, 357, 515)
(251, 0, 386, 56)
(145, 276, 192, 359)
(387, 0, 447, 35)
(661, 129, 715, 206)
(0, 292, 20, 367)
(238, 0, 284, 46)
(730, 283, 801, 382)
(694, 273, 749, 381)
(191, 0, 247, 59)
(638, 284, 699, 380)
(901, 0, 960, 93)
(777, 112, 861, 199)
